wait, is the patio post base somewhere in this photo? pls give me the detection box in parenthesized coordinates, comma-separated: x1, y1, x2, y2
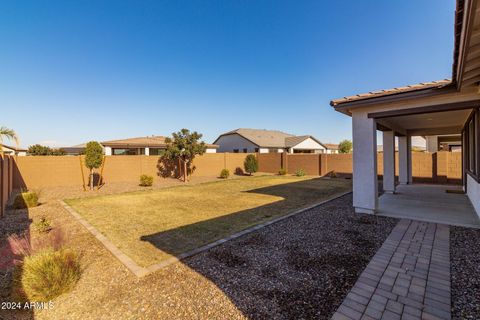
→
(355, 207, 376, 214)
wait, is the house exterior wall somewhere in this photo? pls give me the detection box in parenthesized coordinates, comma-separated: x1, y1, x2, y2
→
(290, 137, 326, 152)
(2, 146, 26, 156)
(215, 134, 259, 153)
(325, 149, 339, 154)
(467, 174, 480, 219)
(426, 136, 439, 152)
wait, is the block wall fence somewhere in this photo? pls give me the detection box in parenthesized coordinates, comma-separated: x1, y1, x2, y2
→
(0, 155, 14, 217)
(4, 151, 462, 193)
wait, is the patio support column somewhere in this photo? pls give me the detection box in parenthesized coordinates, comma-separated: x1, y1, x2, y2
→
(382, 131, 396, 193)
(352, 111, 378, 214)
(399, 135, 412, 184)
(407, 135, 413, 184)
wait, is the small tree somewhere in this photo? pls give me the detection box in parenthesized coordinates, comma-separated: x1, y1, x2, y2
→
(162, 129, 207, 181)
(244, 154, 258, 175)
(338, 139, 353, 154)
(84, 141, 103, 190)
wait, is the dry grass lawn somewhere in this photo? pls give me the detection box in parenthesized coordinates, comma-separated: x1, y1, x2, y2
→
(65, 176, 351, 267)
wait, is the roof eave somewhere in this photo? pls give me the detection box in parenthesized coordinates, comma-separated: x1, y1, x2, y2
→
(331, 84, 457, 115)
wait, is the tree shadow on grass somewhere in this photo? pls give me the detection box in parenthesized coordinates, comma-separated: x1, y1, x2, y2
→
(137, 178, 390, 319)
(139, 178, 350, 257)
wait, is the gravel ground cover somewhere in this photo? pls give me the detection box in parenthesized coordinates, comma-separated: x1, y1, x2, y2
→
(1, 193, 397, 319)
(451, 226, 480, 320)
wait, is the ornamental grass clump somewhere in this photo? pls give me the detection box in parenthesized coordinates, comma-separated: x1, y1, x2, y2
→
(295, 168, 306, 177)
(14, 248, 81, 301)
(139, 174, 154, 187)
(33, 216, 52, 233)
(13, 191, 38, 209)
(220, 169, 230, 179)
(8, 227, 81, 302)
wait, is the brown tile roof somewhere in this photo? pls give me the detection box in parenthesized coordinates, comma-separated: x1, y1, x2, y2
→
(101, 136, 218, 148)
(324, 143, 339, 150)
(219, 128, 295, 148)
(330, 79, 452, 106)
(216, 129, 326, 149)
(102, 136, 168, 147)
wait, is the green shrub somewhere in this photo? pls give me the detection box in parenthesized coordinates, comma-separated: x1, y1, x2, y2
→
(220, 169, 230, 179)
(234, 167, 244, 175)
(14, 248, 81, 301)
(244, 154, 258, 175)
(139, 174, 154, 187)
(295, 168, 306, 177)
(13, 192, 39, 209)
(278, 168, 287, 175)
(34, 217, 52, 233)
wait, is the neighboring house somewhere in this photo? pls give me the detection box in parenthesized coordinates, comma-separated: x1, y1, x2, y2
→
(425, 134, 462, 152)
(324, 143, 339, 154)
(61, 143, 90, 156)
(330, 0, 480, 219)
(0, 144, 27, 156)
(102, 136, 218, 155)
(213, 128, 327, 154)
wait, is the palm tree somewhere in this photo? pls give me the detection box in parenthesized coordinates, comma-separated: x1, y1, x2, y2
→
(0, 126, 19, 152)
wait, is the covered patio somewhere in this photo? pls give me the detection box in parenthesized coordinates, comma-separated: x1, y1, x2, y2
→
(329, 0, 480, 226)
(330, 80, 480, 226)
(377, 184, 479, 228)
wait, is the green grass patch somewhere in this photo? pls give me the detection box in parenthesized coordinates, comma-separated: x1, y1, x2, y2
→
(66, 176, 351, 267)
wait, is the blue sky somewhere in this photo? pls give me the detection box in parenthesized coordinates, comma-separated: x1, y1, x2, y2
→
(0, 0, 455, 148)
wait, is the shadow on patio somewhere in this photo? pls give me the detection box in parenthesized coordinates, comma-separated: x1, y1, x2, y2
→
(377, 183, 480, 228)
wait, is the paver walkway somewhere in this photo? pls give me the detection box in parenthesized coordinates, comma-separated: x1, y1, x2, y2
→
(332, 219, 451, 320)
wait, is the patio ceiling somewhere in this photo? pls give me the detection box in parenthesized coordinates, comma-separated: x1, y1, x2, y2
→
(375, 109, 473, 136)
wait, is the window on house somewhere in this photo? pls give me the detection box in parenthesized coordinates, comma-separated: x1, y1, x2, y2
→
(113, 148, 140, 155)
(149, 148, 165, 156)
(254, 148, 259, 152)
(469, 117, 475, 173)
(233, 149, 239, 153)
(243, 148, 248, 153)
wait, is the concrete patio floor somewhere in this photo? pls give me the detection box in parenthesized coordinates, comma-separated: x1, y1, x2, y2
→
(376, 184, 480, 228)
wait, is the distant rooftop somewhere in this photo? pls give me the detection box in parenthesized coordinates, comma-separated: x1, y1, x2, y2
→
(215, 128, 325, 148)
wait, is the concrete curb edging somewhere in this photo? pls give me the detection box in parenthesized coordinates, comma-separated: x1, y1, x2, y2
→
(59, 200, 150, 277)
(60, 190, 352, 277)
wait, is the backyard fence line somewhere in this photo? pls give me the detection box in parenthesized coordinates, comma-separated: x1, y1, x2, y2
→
(9, 151, 461, 191)
(0, 155, 14, 217)
(257, 151, 462, 184)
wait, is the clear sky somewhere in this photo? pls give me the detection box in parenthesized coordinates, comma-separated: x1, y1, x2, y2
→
(0, 0, 455, 148)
